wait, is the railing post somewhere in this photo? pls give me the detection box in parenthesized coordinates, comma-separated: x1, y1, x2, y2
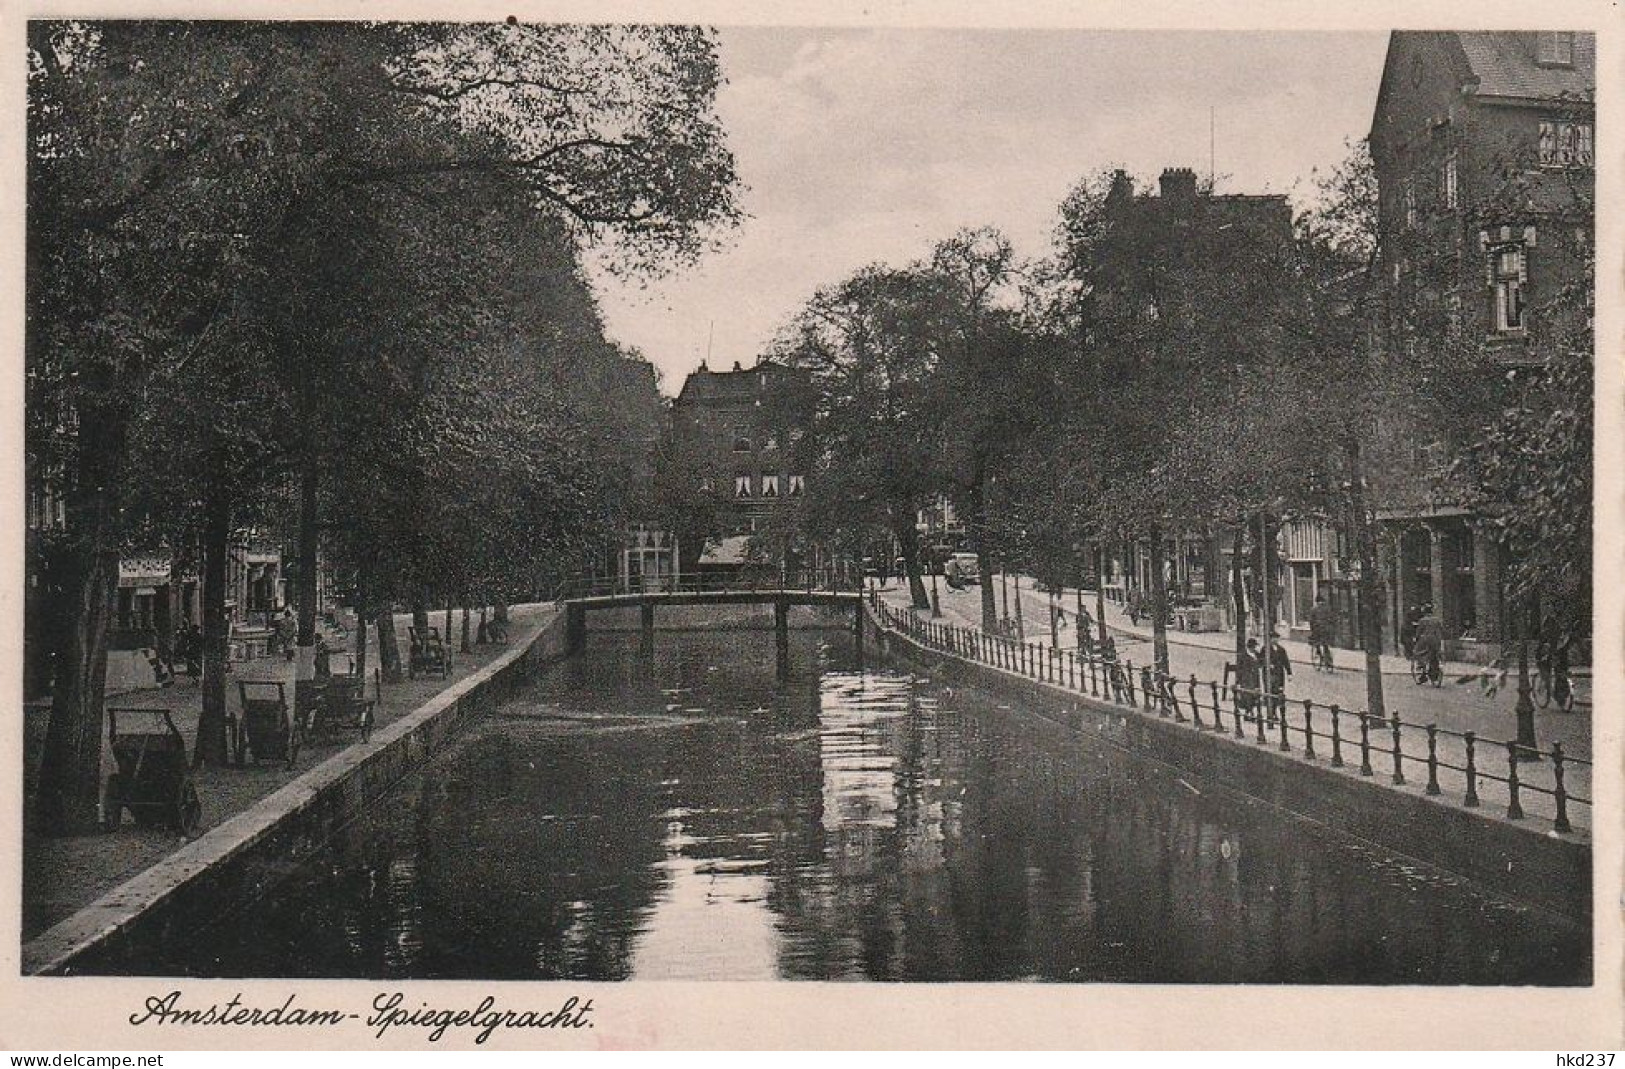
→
(1277, 698, 1290, 751)
(1463, 731, 1480, 808)
(1329, 704, 1343, 767)
(1255, 690, 1268, 745)
(1229, 682, 1243, 737)
(1390, 714, 1405, 786)
(1424, 724, 1441, 795)
(1301, 699, 1315, 759)
(1144, 666, 1159, 715)
(1505, 740, 1524, 820)
(1124, 659, 1136, 706)
(1188, 675, 1202, 729)
(1358, 714, 1373, 776)
(1552, 742, 1572, 833)
(1068, 651, 1076, 690)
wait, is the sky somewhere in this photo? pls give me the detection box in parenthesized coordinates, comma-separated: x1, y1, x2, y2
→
(590, 29, 1391, 394)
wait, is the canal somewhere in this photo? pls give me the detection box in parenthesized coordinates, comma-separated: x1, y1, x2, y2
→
(98, 617, 1587, 983)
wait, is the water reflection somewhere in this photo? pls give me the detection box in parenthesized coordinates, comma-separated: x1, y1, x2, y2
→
(98, 626, 1587, 984)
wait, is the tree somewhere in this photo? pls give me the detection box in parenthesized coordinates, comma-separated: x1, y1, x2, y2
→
(772, 267, 948, 609)
(28, 20, 742, 834)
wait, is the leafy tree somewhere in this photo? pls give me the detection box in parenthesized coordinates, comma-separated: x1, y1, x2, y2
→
(27, 20, 741, 833)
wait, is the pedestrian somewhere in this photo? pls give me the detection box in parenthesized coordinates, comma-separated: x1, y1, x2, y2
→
(277, 607, 297, 661)
(1413, 604, 1443, 686)
(184, 622, 203, 677)
(1400, 604, 1420, 661)
(1307, 593, 1335, 671)
(1265, 631, 1292, 721)
(1231, 639, 1261, 721)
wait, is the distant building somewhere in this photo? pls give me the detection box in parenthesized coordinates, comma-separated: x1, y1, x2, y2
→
(1090, 169, 1321, 634)
(1368, 30, 1593, 657)
(671, 359, 810, 554)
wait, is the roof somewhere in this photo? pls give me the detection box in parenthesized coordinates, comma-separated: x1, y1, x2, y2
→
(1454, 32, 1595, 102)
(674, 358, 807, 406)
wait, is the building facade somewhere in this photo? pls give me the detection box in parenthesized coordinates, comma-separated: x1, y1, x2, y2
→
(1368, 30, 1593, 658)
(671, 359, 809, 557)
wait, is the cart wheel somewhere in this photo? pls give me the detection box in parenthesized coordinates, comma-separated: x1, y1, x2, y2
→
(176, 781, 202, 836)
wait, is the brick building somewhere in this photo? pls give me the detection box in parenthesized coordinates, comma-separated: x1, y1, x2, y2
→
(670, 359, 809, 567)
(1368, 30, 1593, 658)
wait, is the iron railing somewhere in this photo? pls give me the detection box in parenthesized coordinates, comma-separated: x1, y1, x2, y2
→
(870, 597, 1589, 835)
(555, 570, 862, 602)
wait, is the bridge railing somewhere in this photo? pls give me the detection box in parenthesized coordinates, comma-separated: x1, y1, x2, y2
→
(555, 570, 862, 602)
(870, 597, 1590, 836)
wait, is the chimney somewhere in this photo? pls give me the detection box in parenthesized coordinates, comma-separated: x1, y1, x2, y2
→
(1106, 169, 1134, 205)
(1159, 167, 1198, 201)
(733, 360, 743, 372)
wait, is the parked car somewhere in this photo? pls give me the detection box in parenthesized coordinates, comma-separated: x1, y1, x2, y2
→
(946, 553, 980, 584)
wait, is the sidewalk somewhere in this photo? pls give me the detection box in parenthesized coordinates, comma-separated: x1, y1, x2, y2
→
(22, 605, 553, 939)
(878, 577, 1590, 834)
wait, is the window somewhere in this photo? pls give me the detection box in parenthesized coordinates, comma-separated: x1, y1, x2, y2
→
(1446, 293, 1463, 337)
(734, 474, 753, 498)
(1536, 31, 1575, 67)
(1491, 246, 1525, 333)
(1539, 120, 1593, 168)
(788, 475, 805, 498)
(1443, 153, 1458, 209)
(1403, 180, 1416, 228)
(761, 474, 780, 498)
(732, 427, 752, 452)
(698, 477, 714, 494)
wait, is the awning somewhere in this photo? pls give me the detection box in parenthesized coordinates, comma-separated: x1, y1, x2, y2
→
(699, 535, 751, 567)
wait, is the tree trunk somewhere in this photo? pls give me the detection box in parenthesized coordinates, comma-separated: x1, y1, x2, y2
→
(1231, 523, 1248, 669)
(1148, 522, 1170, 675)
(37, 403, 127, 835)
(1095, 544, 1109, 651)
(1346, 443, 1386, 720)
(892, 509, 930, 610)
(194, 482, 232, 768)
(444, 599, 454, 641)
(411, 596, 429, 635)
(477, 605, 489, 645)
(353, 580, 369, 684)
(965, 481, 998, 631)
(460, 601, 471, 654)
(294, 456, 320, 724)
(376, 607, 403, 682)
(1013, 574, 1025, 640)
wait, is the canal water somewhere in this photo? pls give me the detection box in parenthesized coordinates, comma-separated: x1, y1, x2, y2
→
(103, 623, 1587, 983)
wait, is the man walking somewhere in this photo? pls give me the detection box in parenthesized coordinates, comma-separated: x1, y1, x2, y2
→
(1308, 593, 1335, 671)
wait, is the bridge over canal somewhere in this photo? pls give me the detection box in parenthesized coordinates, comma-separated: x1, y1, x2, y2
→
(555, 574, 865, 657)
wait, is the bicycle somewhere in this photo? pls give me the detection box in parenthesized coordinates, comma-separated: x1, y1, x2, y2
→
(1534, 638, 1576, 712)
(1536, 662, 1576, 712)
(1410, 648, 1442, 687)
(1311, 640, 1335, 672)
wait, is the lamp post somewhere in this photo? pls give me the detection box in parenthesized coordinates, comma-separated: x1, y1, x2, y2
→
(930, 562, 941, 618)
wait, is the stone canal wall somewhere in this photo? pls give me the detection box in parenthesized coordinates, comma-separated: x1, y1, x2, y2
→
(871, 608, 1591, 925)
(23, 609, 571, 976)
